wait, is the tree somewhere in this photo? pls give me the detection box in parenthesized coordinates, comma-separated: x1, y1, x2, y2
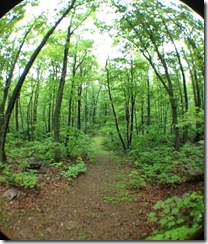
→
(53, 25, 72, 162)
(105, 58, 127, 151)
(110, 0, 203, 150)
(0, 0, 77, 162)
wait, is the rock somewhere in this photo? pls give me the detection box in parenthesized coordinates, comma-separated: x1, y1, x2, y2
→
(186, 168, 204, 182)
(2, 188, 17, 200)
(28, 157, 42, 170)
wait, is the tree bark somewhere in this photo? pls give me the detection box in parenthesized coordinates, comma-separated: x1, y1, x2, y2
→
(105, 59, 127, 151)
(54, 25, 72, 162)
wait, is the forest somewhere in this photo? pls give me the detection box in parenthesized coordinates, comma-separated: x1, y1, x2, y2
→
(0, 0, 204, 241)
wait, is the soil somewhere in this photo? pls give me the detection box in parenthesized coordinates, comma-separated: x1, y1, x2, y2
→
(0, 137, 204, 240)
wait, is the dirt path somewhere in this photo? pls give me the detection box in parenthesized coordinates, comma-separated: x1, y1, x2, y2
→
(1, 136, 150, 240)
(0, 136, 204, 240)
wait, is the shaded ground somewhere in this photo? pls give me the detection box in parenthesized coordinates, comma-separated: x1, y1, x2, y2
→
(0, 136, 203, 240)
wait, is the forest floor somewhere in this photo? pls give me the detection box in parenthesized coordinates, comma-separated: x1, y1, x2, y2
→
(0, 136, 203, 240)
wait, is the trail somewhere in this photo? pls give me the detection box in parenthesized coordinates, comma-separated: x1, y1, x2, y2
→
(1, 136, 148, 240)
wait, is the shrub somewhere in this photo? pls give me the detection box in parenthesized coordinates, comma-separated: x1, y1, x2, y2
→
(128, 170, 146, 189)
(61, 127, 95, 157)
(62, 162, 86, 179)
(147, 191, 204, 240)
(1, 165, 15, 185)
(6, 127, 95, 162)
(14, 171, 38, 188)
(131, 142, 204, 185)
(133, 158, 185, 185)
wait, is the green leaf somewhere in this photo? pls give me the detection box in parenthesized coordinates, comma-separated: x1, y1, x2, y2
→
(171, 208, 179, 215)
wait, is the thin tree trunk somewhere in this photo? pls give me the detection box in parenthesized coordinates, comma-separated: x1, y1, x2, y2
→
(105, 59, 127, 151)
(84, 87, 88, 133)
(141, 100, 144, 135)
(92, 85, 101, 129)
(54, 25, 72, 162)
(15, 94, 20, 132)
(32, 71, 40, 139)
(146, 78, 150, 133)
(161, 16, 189, 144)
(77, 84, 82, 130)
(128, 63, 135, 149)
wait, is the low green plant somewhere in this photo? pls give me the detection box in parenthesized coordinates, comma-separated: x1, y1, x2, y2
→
(147, 191, 204, 240)
(131, 143, 204, 185)
(0, 161, 5, 170)
(128, 170, 146, 189)
(76, 157, 84, 164)
(2, 165, 15, 185)
(51, 161, 64, 169)
(14, 171, 38, 188)
(62, 162, 86, 179)
(0, 176, 7, 186)
(134, 159, 185, 185)
(102, 194, 132, 205)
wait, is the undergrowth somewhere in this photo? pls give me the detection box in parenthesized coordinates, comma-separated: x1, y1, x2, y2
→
(0, 161, 38, 188)
(129, 138, 204, 185)
(147, 191, 204, 240)
(6, 127, 95, 162)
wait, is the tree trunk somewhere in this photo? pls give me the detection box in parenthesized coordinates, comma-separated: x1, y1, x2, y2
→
(77, 84, 82, 130)
(105, 59, 127, 151)
(32, 71, 40, 139)
(146, 78, 150, 133)
(54, 25, 72, 162)
(15, 94, 19, 132)
(141, 100, 144, 135)
(84, 87, 88, 133)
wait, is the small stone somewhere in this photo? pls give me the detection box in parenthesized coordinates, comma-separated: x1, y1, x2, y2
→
(28, 157, 42, 169)
(3, 189, 17, 200)
(186, 168, 204, 182)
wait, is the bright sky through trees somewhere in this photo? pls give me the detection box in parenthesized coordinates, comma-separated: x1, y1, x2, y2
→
(14, 0, 201, 68)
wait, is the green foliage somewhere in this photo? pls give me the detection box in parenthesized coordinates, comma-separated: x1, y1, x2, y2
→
(6, 135, 56, 161)
(51, 161, 64, 169)
(128, 170, 146, 189)
(0, 176, 7, 186)
(98, 126, 123, 151)
(61, 127, 95, 157)
(29, 138, 56, 160)
(76, 156, 84, 164)
(0, 160, 38, 188)
(62, 161, 86, 179)
(130, 131, 174, 160)
(0, 161, 5, 170)
(0, 164, 15, 185)
(13, 171, 38, 188)
(179, 142, 204, 170)
(179, 107, 204, 127)
(102, 194, 133, 205)
(131, 140, 204, 185)
(147, 192, 204, 240)
(6, 127, 95, 162)
(132, 146, 184, 184)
